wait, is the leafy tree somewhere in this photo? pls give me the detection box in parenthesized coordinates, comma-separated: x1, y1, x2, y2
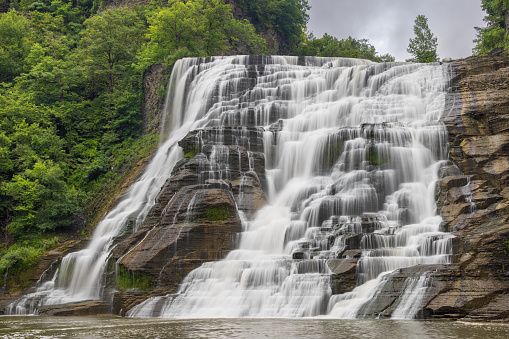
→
(235, 0, 310, 54)
(473, 0, 509, 55)
(78, 7, 146, 93)
(0, 10, 32, 83)
(137, 0, 266, 70)
(406, 15, 439, 63)
(296, 33, 395, 62)
(6, 160, 79, 237)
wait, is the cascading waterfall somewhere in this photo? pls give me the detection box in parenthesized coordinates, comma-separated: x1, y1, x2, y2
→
(127, 56, 453, 319)
(8, 55, 454, 319)
(5, 57, 252, 314)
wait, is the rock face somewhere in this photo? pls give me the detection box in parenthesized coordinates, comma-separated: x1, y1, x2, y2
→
(417, 56, 509, 321)
(142, 63, 167, 135)
(110, 126, 267, 314)
(37, 301, 109, 316)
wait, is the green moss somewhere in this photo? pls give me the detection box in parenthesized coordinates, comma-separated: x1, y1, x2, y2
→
(202, 206, 230, 221)
(367, 148, 389, 167)
(465, 113, 485, 123)
(183, 144, 200, 159)
(116, 265, 153, 291)
(328, 139, 343, 167)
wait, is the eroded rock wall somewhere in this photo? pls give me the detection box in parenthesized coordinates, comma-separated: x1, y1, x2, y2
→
(425, 55, 509, 321)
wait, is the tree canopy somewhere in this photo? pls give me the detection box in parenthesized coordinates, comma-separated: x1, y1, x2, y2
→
(296, 33, 395, 62)
(473, 0, 509, 55)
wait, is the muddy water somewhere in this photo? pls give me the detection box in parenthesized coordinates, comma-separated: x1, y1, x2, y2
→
(1, 317, 508, 338)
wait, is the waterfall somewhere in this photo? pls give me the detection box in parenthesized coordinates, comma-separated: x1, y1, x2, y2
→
(127, 56, 452, 318)
(5, 57, 250, 314)
(7, 56, 454, 319)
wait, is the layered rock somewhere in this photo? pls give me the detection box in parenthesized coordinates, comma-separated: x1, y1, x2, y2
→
(110, 126, 267, 313)
(417, 56, 509, 321)
(37, 301, 109, 316)
(141, 63, 167, 135)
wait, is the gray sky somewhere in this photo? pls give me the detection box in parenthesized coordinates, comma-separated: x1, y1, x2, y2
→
(307, 0, 486, 61)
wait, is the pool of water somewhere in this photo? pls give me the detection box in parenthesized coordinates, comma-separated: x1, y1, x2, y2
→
(1, 317, 508, 339)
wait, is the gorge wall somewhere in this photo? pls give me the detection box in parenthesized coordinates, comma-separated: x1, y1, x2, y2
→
(423, 55, 509, 321)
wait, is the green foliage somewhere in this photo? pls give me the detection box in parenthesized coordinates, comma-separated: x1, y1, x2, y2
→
(236, 0, 310, 53)
(203, 206, 230, 221)
(296, 33, 395, 62)
(79, 7, 145, 93)
(406, 15, 439, 63)
(473, 0, 509, 55)
(5, 160, 80, 237)
(116, 265, 152, 290)
(136, 0, 267, 71)
(0, 235, 59, 289)
(0, 10, 32, 82)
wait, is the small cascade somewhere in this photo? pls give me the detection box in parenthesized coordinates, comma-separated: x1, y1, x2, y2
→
(461, 176, 477, 214)
(9, 55, 455, 319)
(392, 273, 432, 319)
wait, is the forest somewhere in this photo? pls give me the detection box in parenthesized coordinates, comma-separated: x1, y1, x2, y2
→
(0, 0, 504, 290)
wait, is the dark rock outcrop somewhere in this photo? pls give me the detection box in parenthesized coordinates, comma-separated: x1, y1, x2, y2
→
(110, 126, 268, 313)
(420, 56, 509, 321)
(37, 301, 109, 316)
(142, 63, 167, 135)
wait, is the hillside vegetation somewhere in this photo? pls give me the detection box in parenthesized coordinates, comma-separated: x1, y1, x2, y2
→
(0, 0, 395, 291)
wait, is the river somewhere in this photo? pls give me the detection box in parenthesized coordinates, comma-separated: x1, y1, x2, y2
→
(1, 317, 508, 338)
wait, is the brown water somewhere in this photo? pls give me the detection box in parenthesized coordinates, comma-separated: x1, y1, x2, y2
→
(1, 317, 508, 339)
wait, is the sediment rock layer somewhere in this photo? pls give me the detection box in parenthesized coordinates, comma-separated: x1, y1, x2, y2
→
(423, 55, 509, 321)
(109, 126, 267, 313)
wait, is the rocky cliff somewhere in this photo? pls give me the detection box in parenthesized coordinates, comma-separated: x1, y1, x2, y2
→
(347, 55, 509, 321)
(425, 55, 509, 321)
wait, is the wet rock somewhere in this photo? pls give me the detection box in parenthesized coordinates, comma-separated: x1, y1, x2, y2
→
(432, 55, 509, 321)
(37, 301, 109, 316)
(328, 259, 358, 295)
(111, 126, 268, 293)
(111, 186, 241, 289)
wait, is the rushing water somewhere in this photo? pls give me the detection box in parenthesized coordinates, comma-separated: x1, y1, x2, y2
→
(8, 56, 455, 319)
(2, 316, 509, 339)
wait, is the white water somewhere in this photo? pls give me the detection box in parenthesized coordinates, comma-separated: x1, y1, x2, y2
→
(126, 56, 454, 318)
(8, 56, 454, 318)
(391, 273, 432, 319)
(6, 57, 254, 314)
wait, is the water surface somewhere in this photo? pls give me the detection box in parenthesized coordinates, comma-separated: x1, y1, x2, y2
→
(1, 317, 508, 338)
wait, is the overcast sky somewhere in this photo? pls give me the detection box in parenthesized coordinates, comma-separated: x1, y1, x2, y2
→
(307, 0, 486, 61)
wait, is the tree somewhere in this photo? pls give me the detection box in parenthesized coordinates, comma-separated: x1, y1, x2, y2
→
(235, 0, 310, 54)
(78, 8, 146, 93)
(473, 0, 509, 55)
(136, 0, 266, 70)
(406, 15, 439, 63)
(295, 33, 395, 62)
(0, 10, 32, 83)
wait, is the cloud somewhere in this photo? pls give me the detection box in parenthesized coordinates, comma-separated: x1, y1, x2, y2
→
(307, 0, 485, 61)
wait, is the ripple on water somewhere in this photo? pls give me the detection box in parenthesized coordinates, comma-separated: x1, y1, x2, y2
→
(1, 317, 509, 339)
